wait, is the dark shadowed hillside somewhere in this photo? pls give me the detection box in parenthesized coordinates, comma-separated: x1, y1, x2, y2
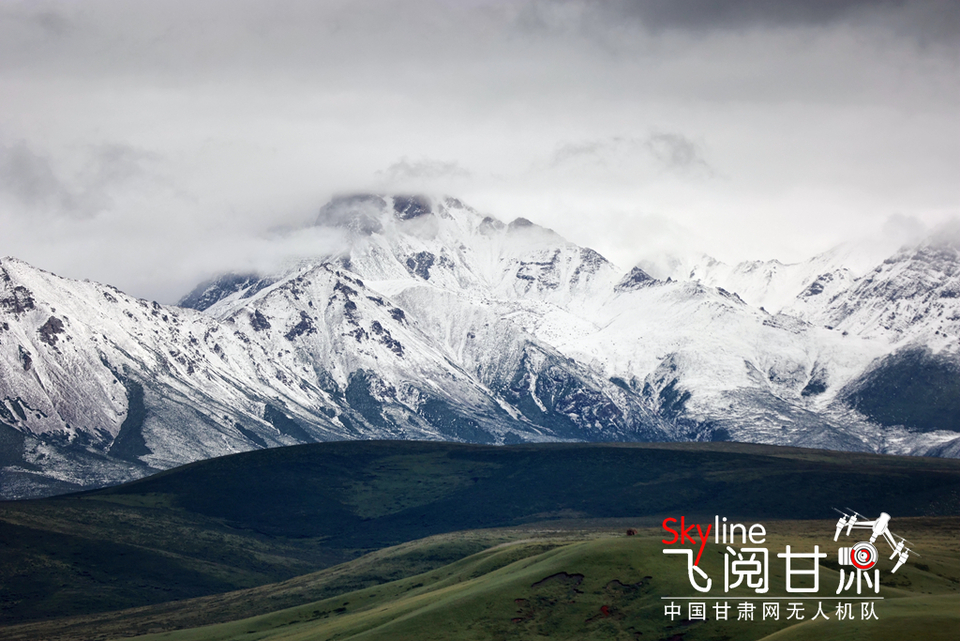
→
(1, 440, 958, 629)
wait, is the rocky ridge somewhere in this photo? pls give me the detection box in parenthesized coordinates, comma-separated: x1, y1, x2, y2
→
(1, 195, 957, 498)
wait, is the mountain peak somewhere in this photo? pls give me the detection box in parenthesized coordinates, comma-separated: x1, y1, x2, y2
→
(4, 200, 959, 501)
(615, 266, 658, 292)
(392, 194, 433, 220)
(314, 193, 489, 234)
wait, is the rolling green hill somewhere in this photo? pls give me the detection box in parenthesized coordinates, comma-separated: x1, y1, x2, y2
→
(4, 518, 958, 641)
(5, 517, 947, 641)
(120, 517, 958, 641)
(1, 440, 958, 639)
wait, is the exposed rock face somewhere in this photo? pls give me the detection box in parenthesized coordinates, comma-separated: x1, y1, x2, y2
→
(615, 266, 657, 292)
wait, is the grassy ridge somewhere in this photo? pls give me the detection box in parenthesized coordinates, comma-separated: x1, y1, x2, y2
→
(124, 518, 959, 641)
(0, 529, 566, 641)
(1, 441, 958, 635)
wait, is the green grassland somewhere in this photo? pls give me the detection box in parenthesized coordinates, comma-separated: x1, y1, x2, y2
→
(119, 517, 960, 641)
(1, 441, 958, 640)
(0, 528, 567, 641)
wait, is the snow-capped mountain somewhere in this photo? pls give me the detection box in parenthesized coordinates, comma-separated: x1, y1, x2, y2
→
(2, 195, 957, 498)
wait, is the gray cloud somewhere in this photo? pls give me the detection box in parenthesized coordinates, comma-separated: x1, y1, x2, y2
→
(605, 0, 905, 29)
(0, 139, 157, 218)
(378, 157, 471, 182)
(0, 141, 70, 209)
(880, 213, 928, 246)
(645, 133, 712, 173)
(550, 139, 613, 166)
(0, 0, 956, 300)
(88, 144, 154, 184)
(931, 218, 960, 247)
(548, 133, 712, 176)
(545, 0, 959, 41)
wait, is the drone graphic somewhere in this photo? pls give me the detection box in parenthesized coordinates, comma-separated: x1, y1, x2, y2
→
(833, 508, 918, 573)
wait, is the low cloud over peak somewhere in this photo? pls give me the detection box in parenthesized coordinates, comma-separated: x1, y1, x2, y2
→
(0, 0, 956, 301)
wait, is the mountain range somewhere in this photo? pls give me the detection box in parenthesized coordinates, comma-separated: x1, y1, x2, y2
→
(1, 194, 958, 498)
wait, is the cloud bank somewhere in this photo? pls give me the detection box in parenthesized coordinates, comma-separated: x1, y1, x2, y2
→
(0, 0, 956, 301)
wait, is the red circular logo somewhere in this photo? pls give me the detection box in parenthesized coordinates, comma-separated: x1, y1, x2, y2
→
(851, 541, 878, 570)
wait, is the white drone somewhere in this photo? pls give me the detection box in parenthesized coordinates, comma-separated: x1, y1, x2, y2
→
(833, 508, 917, 573)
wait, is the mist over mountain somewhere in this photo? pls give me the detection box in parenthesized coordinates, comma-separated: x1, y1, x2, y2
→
(1, 194, 957, 499)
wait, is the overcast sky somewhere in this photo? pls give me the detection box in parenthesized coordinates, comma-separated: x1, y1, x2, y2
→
(1, 0, 957, 302)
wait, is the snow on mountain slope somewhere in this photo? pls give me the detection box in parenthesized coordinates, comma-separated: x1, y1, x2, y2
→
(638, 230, 959, 445)
(199, 195, 956, 445)
(678, 252, 854, 314)
(0, 215, 666, 497)
(808, 233, 960, 347)
(651, 231, 914, 314)
(656, 230, 960, 353)
(2, 194, 957, 498)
